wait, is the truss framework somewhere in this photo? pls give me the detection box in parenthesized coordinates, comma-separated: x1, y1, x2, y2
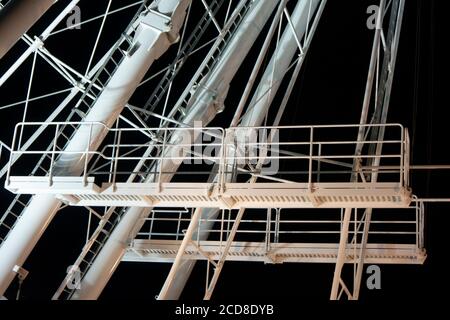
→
(0, 0, 431, 301)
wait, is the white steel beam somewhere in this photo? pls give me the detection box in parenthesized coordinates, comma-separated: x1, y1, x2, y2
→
(203, 205, 246, 300)
(330, 0, 387, 300)
(352, 209, 372, 299)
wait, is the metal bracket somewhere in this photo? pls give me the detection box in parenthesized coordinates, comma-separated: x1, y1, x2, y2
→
(12, 265, 29, 281)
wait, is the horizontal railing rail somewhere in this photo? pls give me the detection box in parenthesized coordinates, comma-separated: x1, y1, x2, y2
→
(6, 122, 409, 189)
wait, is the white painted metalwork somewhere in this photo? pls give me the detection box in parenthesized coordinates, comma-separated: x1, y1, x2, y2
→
(5, 122, 411, 209)
(330, 0, 407, 300)
(157, 0, 327, 299)
(0, 0, 441, 301)
(64, 0, 284, 300)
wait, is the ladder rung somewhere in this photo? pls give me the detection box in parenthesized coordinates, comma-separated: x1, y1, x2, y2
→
(80, 260, 92, 269)
(17, 199, 27, 207)
(104, 219, 114, 227)
(103, 68, 112, 78)
(59, 133, 70, 142)
(110, 56, 120, 67)
(122, 32, 133, 45)
(74, 109, 87, 119)
(7, 211, 18, 218)
(94, 79, 105, 87)
(88, 248, 100, 256)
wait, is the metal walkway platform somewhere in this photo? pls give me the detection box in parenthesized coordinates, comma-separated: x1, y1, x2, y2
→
(6, 177, 411, 209)
(123, 240, 426, 264)
(123, 203, 425, 265)
(5, 122, 411, 209)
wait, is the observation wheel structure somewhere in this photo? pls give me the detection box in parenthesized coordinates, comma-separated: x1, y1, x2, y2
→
(0, 0, 439, 301)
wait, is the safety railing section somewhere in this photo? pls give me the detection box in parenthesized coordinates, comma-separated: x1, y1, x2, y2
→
(223, 124, 409, 188)
(415, 198, 425, 251)
(133, 204, 425, 259)
(5, 123, 410, 190)
(6, 122, 225, 187)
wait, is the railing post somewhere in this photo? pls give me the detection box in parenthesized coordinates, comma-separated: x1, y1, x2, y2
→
(83, 123, 93, 187)
(108, 120, 119, 184)
(308, 126, 314, 190)
(157, 129, 168, 192)
(318, 142, 322, 182)
(219, 129, 229, 193)
(398, 125, 404, 188)
(218, 129, 224, 193)
(404, 128, 410, 188)
(148, 210, 155, 240)
(275, 208, 281, 243)
(112, 130, 122, 191)
(6, 124, 20, 187)
(175, 210, 183, 241)
(415, 200, 419, 250)
(420, 201, 425, 249)
(265, 208, 272, 252)
(49, 124, 59, 187)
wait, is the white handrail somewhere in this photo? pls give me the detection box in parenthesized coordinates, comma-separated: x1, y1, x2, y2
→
(7, 122, 409, 189)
